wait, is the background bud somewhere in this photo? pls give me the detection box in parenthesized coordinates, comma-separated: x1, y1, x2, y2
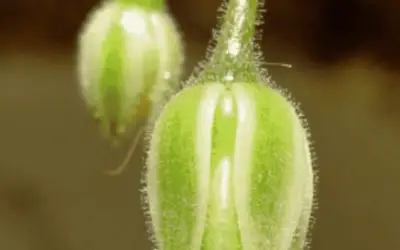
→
(77, 0, 183, 141)
(145, 82, 314, 250)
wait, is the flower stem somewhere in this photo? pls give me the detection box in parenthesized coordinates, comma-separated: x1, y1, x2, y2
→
(115, 0, 164, 10)
(201, 0, 261, 83)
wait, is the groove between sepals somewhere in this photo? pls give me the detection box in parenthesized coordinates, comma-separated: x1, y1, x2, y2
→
(202, 87, 241, 249)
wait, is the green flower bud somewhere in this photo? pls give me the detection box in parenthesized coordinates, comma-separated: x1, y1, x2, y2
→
(145, 82, 314, 250)
(77, 0, 183, 141)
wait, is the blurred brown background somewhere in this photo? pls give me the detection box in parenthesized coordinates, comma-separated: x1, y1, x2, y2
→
(0, 0, 400, 249)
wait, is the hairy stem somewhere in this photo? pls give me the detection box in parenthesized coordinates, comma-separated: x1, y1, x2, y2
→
(202, 0, 261, 83)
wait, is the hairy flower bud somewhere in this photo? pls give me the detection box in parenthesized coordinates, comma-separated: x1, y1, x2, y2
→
(77, 0, 183, 140)
(145, 82, 314, 250)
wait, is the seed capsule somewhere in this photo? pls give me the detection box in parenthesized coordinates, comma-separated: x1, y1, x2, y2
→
(77, 0, 183, 141)
(145, 82, 314, 250)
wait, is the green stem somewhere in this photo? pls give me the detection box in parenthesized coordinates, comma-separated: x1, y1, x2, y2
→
(202, 0, 261, 83)
(115, 0, 164, 10)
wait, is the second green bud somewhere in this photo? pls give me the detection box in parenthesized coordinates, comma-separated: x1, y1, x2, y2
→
(145, 82, 314, 250)
(77, 0, 183, 140)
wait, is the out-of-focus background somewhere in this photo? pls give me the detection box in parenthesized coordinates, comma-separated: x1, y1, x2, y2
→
(0, 0, 399, 249)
